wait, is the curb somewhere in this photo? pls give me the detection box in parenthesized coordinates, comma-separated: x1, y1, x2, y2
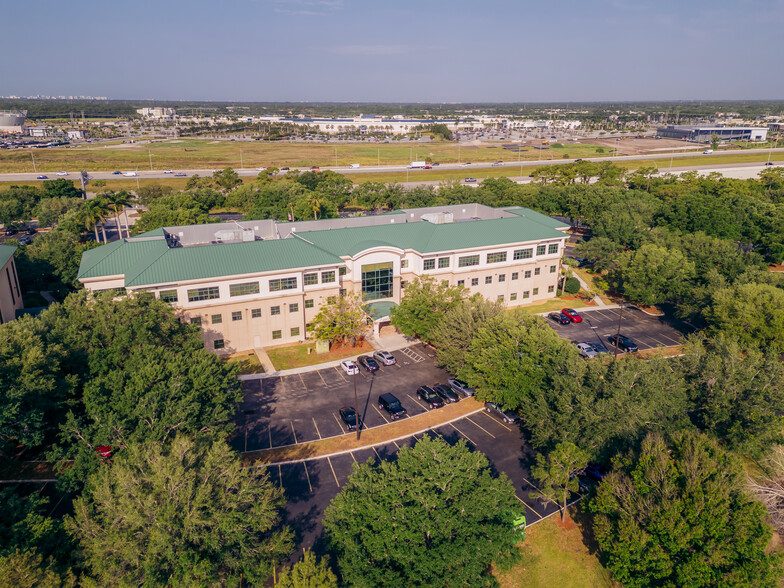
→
(244, 407, 485, 467)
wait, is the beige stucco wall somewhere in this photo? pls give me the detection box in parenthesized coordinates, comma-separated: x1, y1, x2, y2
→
(0, 255, 23, 324)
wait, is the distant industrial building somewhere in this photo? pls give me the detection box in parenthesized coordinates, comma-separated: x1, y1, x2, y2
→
(656, 125, 768, 143)
(137, 107, 176, 120)
(0, 110, 26, 134)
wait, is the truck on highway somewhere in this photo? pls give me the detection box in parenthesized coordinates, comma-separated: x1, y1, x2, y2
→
(349, 163, 360, 169)
(408, 161, 427, 169)
(122, 171, 138, 177)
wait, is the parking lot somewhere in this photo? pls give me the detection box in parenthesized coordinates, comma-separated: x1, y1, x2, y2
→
(235, 344, 457, 453)
(546, 305, 690, 352)
(255, 411, 571, 556)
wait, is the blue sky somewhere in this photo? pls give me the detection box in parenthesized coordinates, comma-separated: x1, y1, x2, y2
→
(2, 0, 782, 101)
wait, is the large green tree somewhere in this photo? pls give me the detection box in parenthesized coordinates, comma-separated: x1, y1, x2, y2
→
(309, 291, 370, 346)
(324, 436, 522, 587)
(610, 243, 696, 306)
(390, 276, 466, 341)
(591, 432, 781, 588)
(275, 550, 338, 588)
(67, 435, 292, 586)
(529, 442, 589, 523)
(704, 282, 784, 352)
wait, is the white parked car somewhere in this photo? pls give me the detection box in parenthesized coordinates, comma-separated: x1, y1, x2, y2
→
(256, 166, 267, 171)
(373, 350, 396, 366)
(575, 342, 599, 358)
(56, 171, 68, 176)
(340, 359, 359, 375)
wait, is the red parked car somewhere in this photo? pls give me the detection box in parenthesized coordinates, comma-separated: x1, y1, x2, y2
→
(561, 308, 583, 323)
(96, 445, 113, 459)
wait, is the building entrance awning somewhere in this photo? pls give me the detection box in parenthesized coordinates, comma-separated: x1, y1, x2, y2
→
(363, 300, 397, 321)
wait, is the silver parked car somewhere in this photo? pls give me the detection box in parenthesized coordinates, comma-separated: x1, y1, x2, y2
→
(447, 378, 475, 397)
(373, 350, 396, 366)
(575, 342, 598, 358)
(485, 402, 520, 424)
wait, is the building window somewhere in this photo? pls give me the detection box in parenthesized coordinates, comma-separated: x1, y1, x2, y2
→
(533, 288, 539, 295)
(321, 271, 336, 283)
(304, 273, 318, 286)
(305, 299, 314, 308)
(211, 314, 222, 324)
(514, 248, 533, 260)
(291, 327, 300, 337)
(535, 268, 541, 276)
(213, 339, 225, 350)
(458, 255, 480, 267)
(187, 286, 220, 302)
(361, 262, 393, 301)
(510, 293, 517, 301)
(548, 243, 559, 254)
(438, 257, 450, 269)
(457, 280, 465, 286)
(270, 277, 297, 292)
(251, 308, 261, 318)
(485, 276, 492, 284)
(271, 306, 280, 316)
(471, 278, 479, 286)
(498, 274, 506, 282)
(229, 282, 259, 297)
(423, 259, 436, 271)
(159, 289, 178, 303)
(339, 266, 347, 276)
(550, 265, 557, 273)
(401, 259, 408, 269)
(191, 316, 202, 326)
(290, 303, 299, 313)
(548, 285, 555, 293)
(536, 245, 546, 256)
(525, 270, 532, 279)
(522, 291, 530, 299)
(497, 295, 504, 302)
(487, 252, 507, 264)
(272, 330, 282, 340)
(511, 272, 519, 280)
(232, 311, 242, 321)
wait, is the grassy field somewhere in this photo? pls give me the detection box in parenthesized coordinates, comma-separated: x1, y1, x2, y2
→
(223, 351, 263, 375)
(494, 509, 618, 588)
(265, 339, 375, 371)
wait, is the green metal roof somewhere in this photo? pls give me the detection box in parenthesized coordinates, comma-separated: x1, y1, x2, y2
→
(501, 207, 570, 229)
(364, 301, 397, 320)
(0, 244, 16, 268)
(300, 214, 566, 256)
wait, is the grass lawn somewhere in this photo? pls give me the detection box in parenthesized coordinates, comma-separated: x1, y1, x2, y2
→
(223, 351, 263, 375)
(495, 508, 618, 588)
(265, 339, 374, 371)
(571, 267, 614, 305)
(515, 295, 597, 316)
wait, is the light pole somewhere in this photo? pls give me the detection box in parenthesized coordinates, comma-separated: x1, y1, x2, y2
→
(613, 305, 625, 360)
(29, 149, 36, 173)
(353, 371, 360, 441)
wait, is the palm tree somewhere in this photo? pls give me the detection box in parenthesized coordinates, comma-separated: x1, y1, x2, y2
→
(81, 199, 111, 243)
(308, 195, 324, 220)
(102, 190, 132, 238)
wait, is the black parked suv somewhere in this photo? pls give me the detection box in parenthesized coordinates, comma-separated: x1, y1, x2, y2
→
(339, 406, 363, 431)
(608, 334, 638, 353)
(416, 386, 444, 409)
(433, 384, 459, 404)
(378, 393, 407, 419)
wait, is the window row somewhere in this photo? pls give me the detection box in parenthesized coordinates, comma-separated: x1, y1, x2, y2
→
(304, 268, 344, 286)
(190, 301, 312, 326)
(455, 266, 556, 286)
(213, 326, 302, 350)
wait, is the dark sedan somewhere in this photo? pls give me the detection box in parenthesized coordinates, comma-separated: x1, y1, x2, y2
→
(608, 334, 638, 353)
(433, 384, 460, 404)
(549, 312, 571, 325)
(357, 355, 380, 372)
(416, 386, 444, 409)
(339, 406, 363, 431)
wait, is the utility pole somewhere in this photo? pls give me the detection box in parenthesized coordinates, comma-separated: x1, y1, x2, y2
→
(148, 150, 153, 171)
(30, 149, 36, 173)
(613, 305, 624, 360)
(353, 372, 360, 441)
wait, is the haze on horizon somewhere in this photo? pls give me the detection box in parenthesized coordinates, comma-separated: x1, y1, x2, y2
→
(2, 0, 782, 103)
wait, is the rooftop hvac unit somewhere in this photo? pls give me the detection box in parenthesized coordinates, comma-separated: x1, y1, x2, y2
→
(421, 212, 454, 224)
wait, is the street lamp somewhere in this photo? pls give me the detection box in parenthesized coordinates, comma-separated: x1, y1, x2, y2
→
(613, 305, 625, 360)
(353, 371, 360, 441)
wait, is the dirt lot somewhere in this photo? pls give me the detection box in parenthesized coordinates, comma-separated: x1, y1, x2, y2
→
(583, 137, 704, 156)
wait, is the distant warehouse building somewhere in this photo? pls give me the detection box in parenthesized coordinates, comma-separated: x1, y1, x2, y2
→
(77, 204, 569, 354)
(656, 125, 768, 143)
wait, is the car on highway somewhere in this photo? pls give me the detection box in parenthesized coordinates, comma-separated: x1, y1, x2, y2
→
(255, 166, 267, 171)
(491, 161, 503, 167)
(112, 171, 122, 175)
(588, 340, 609, 354)
(575, 342, 598, 358)
(280, 167, 290, 171)
(56, 171, 68, 176)
(424, 165, 432, 169)
(416, 386, 444, 409)
(608, 334, 638, 353)
(378, 393, 407, 419)
(340, 359, 359, 375)
(431, 162, 440, 166)
(339, 406, 363, 431)
(447, 378, 475, 397)
(464, 177, 477, 183)
(373, 350, 396, 366)
(561, 308, 583, 323)
(461, 162, 472, 166)
(357, 355, 380, 373)
(36, 175, 48, 179)
(485, 402, 520, 424)
(549, 312, 571, 325)
(310, 166, 320, 171)
(175, 172, 187, 177)
(765, 162, 775, 166)
(433, 384, 460, 404)
(163, 169, 173, 174)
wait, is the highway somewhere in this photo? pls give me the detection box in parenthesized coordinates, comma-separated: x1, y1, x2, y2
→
(0, 147, 781, 184)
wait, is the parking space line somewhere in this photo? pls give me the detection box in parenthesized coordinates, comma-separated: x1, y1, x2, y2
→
(372, 405, 390, 424)
(477, 410, 513, 432)
(334, 367, 348, 382)
(450, 422, 477, 446)
(517, 495, 542, 520)
(278, 464, 283, 488)
(317, 370, 328, 387)
(303, 463, 313, 493)
(298, 373, 308, 392)
(268, 426, 273, 449)
(465, 416, 496, 439)
(290, 421, 298, 445)
(349, 452, 357, 463)
(406, 393, 429, 411)
(326, 457, 340, 487)
(656, 333, 681, 345)
(392, 440, 400, 449)
(312, 418, 322, 440)
(372, 446, 382, 460)
(333, 413, 347, 434)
